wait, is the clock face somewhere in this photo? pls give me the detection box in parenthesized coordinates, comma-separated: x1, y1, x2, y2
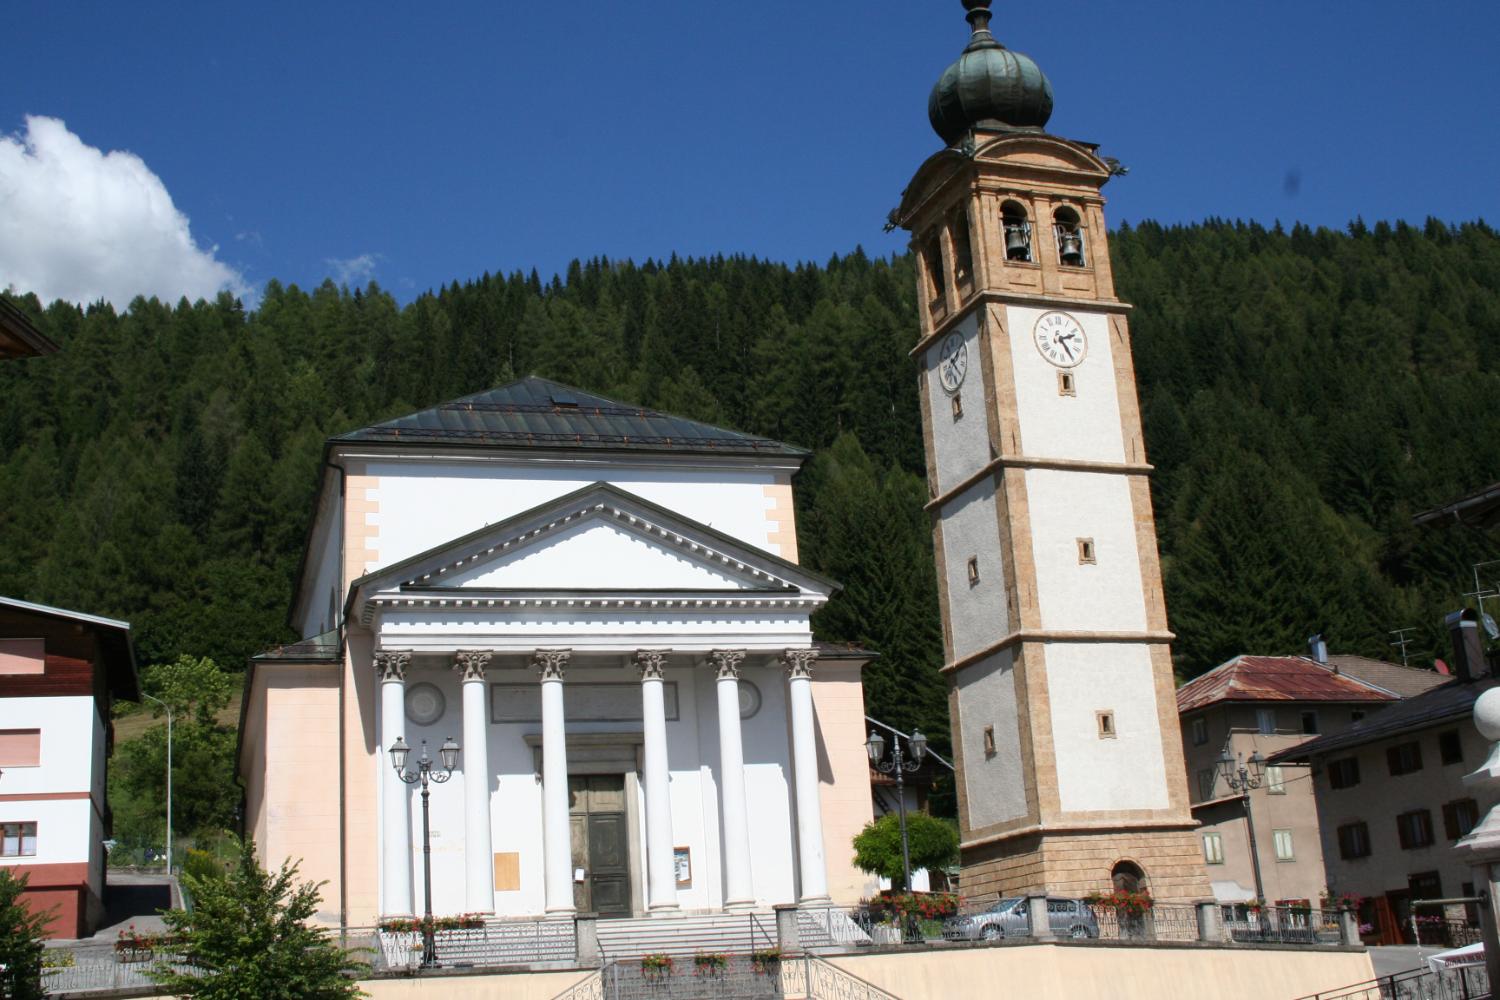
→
(938, 332, 967, 392)
(1033, 311, 1088, 368)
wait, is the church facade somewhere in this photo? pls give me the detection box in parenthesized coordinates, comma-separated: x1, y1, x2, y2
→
(238, 378, 875, 926)
(896, 2, 1208, 902)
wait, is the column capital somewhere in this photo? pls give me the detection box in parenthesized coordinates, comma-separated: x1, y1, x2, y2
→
(635, 649, 671, 681)
(454, 650, 492, 683)
(710, 649, 747, 681)
(534, 648, 571, 682)
(374, 649, 411, 683)
(781, 647, 818, 680)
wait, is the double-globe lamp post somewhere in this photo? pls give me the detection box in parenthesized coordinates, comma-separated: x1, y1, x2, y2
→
(865, 727, 928, 892)
(389, 735, 460, 968)
(1218, 748, 1266, 904)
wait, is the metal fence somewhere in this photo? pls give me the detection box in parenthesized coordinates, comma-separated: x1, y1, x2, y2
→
(41, 943, 203, 994)
(1294, 964, 1490, 1000)
(1223, 906, 1343, 946)
(372, 918, 575, 971)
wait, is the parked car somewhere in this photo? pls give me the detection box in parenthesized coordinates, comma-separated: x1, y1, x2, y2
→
(942, 897, 1098, 941)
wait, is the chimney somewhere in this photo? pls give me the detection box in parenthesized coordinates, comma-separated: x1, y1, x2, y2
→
(1445, 609, 1490, 681)
(1308, 633, 1328, 664)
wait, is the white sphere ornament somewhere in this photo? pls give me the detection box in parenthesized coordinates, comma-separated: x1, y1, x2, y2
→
(1473, 687, 1500, 743)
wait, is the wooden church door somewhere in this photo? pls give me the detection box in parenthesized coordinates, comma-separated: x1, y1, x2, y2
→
(569, 774, 632, 917)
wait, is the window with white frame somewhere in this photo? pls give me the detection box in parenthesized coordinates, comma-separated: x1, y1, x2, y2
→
(1266, 765, 1286, 794)
(1, 822, 36, 857)
(1203, 832, 1224, 865)
(1273, 829, 1295, 861)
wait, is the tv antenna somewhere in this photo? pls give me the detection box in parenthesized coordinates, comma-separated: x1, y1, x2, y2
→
(1389, 628, 1417, 668)
(1463, 560, 1500, 641)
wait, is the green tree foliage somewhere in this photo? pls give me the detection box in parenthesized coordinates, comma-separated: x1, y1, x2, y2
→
(851, 813, 960, 890)
(1, 219, 1497, 792)
(110, 656, 239, 853)
(0, 868, 49, 1000)
(150, 839, 365, 999)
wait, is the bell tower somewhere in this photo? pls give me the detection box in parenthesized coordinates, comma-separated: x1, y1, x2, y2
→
(896, 1, 1207, 902)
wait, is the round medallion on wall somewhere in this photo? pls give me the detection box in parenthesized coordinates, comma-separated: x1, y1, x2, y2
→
(738, 679, 762, 720)
(405, 682, 446, 726)
(937, 331, 967, 393)
(1032, 311, 1088, 368)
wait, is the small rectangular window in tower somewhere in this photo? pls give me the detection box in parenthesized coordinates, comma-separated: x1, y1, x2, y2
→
(1096, 710, 1116, 739)
(951, 393, 963, 420)
(966, 557, 980, 587)
(982, 725, 996, 758)
(1077, 538, 1096, 564)
(1058, 371, 1076, 396)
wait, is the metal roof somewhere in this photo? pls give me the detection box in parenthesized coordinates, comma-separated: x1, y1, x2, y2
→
(1270, 677, 1499, 763)
(331, 377, 807, 460)
(1176, 655, 1398, 714)
(251, 629, 341, 662)
(0, 595, 138, 700)
(1414, 482, 1500, 530)
(1325, 654, 1449, 699)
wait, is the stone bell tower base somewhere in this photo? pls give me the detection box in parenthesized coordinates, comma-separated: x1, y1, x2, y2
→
(961, 828, 1209, 903)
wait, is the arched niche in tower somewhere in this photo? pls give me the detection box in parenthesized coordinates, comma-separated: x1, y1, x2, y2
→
(1000, 200, 1033, 263)
(922, 230, 947, 322)
(950, 207, 975, 293)
(1053, 205, 1088, 269)
(1111, 859, 1147, 893)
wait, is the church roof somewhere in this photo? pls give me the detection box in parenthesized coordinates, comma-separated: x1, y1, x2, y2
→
(0, 297, 60, 360)
(332, 377, 806, 460)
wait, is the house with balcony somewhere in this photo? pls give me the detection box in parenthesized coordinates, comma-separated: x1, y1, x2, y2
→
(1177, 644, 1444, 916)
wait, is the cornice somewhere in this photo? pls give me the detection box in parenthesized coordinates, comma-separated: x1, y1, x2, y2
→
(942, 629, 1176, 674)
(910, 290, 1132, 358)
(927, 455, 1153, 511)
(362, 590, 824, 625)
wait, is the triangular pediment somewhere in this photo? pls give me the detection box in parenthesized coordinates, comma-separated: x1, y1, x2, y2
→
(347, 483, 835, 624)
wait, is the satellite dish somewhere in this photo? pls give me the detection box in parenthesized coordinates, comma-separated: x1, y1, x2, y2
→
(1484, 613, 1500, 641)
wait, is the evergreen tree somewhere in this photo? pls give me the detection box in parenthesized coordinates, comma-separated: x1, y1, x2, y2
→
(0, 868, 49, 1000)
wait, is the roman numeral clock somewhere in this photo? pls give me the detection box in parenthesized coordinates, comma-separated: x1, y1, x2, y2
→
(894, 0, 1206, 903)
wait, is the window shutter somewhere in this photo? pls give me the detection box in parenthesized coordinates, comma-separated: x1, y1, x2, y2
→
(1444, 803, 1460, 841)
(1387, 746, 1401, 774)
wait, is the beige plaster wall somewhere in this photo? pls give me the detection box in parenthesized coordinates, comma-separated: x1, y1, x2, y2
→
(359, 970, 590, 999)
(812, 660, 875, 904)
(257, 664, 342, 924)
(830, 944, 1374, 1000)
(240, 676, 271, 853)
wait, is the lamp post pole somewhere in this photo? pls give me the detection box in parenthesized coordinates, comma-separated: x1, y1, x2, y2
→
(390, 736, 459, 968)
(867, 728, 928, 892)
(1218, 748, 1266, 904)
(141, 694, 173, 874)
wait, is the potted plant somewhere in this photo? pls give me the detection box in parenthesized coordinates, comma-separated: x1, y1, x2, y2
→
(693, 952, 728, 977)
(1084, 889, 1155, 939)
(751, 948, 781, 976)
(641, 953, 674, 982)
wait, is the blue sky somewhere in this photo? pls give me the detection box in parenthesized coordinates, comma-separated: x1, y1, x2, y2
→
(4, 1, 1498, 306)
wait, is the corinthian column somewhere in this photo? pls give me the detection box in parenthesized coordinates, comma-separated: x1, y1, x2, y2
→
(711, 649, 754, 910)
(376, 649, 414, 917)
(783, 647, 828, 903)
(637, 650, 678, 911)
(455, 650, 494, 913)
(536, 649, 575, 915)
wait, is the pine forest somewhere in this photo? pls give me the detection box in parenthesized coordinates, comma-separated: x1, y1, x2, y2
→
(3, 218, 1499, 832)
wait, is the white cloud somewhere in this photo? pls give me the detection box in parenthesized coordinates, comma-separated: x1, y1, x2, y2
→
(325, 253, 381, 286)
(0, 116, 250, 309)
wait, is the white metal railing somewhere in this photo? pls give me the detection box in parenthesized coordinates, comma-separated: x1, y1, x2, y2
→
(797, 906, 875, 949)
(374, 917, 575, 970)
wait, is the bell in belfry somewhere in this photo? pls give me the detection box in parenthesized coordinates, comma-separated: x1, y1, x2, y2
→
(1005, 223, 1030, 260)
(1058, 228, 1085, 266)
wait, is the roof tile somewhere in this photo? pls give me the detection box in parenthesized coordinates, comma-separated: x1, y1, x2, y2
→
(1176, 655, 1400, 714)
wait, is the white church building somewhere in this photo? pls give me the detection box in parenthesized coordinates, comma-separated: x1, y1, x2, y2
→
(238, 378, 876, 927)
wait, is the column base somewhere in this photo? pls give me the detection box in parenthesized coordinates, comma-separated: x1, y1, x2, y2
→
(544, 906, 578, 919)
(797, 895, 832, 907)
(647, 902, 681, 914)
(723, 899, 757, 913)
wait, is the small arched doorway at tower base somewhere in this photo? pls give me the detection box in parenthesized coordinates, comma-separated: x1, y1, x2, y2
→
(1111, 860, 1147, 894)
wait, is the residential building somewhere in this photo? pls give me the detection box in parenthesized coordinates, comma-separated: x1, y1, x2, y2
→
(1176, 650, 1443, 911)
(1274, 611, 1496, 943)
(0, 597, 138, 938)
(238, 377, 876, 926)
(893, 0, 1205, 903)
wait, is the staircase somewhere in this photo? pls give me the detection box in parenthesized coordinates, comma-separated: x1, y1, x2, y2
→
(596, 910, 779, 961)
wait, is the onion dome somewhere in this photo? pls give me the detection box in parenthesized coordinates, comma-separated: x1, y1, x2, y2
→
(928, 0, 1054, 145)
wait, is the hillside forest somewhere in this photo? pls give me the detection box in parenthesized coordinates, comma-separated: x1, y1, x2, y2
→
(3, 218, 1499, 843)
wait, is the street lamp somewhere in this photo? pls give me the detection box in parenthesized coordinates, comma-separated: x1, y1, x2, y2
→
(390, 735, 459, 968)
(1217, 747, 1266, 903)
(866, 728, 928, 892)
(141, 693, 173, 874)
